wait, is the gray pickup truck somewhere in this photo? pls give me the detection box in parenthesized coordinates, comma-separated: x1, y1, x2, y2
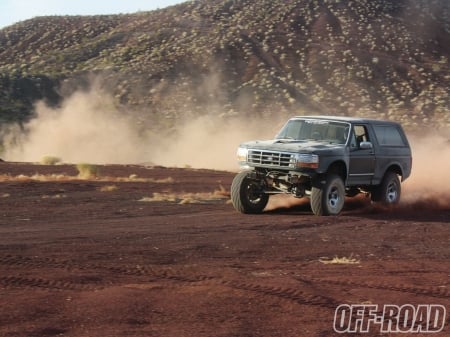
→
(231, 116, 412, 216)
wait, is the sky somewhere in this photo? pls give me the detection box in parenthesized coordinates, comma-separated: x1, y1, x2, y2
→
(0, 0, 187, 29)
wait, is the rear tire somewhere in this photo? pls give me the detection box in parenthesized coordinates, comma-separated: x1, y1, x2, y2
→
(371, 171, 401, 205)
(231, 171, 269, 214)
(310, 174, 345, 216)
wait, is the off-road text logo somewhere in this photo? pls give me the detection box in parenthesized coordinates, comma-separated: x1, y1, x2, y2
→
(334, 304, 446, 333)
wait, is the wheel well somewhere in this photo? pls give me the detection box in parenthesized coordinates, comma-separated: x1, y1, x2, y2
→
(327, 161, 347, 181)
(385, 164, 403, 180)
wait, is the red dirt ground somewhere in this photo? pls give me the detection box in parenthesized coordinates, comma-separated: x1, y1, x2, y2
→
(0, 162, 449, 337)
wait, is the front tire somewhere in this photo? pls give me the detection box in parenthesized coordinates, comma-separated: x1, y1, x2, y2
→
(231, 171, 269, 214)
(371, 171, 401, 205)
(310, 174, 345, 216)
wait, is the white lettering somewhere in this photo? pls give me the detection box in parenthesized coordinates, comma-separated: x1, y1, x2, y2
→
(334, 304, 446, 334)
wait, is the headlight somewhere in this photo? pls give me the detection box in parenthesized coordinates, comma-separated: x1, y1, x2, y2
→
(294, 153, 319, 169)
(237, 147, 248, 162)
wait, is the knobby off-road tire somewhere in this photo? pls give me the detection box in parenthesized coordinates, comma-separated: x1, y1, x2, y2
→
(310, 174, 345, 216)
(231, 171, 269, 214)
(371, 171, 401, 205)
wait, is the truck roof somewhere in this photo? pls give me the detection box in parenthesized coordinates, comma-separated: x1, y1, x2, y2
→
(292, 115, 401, 125)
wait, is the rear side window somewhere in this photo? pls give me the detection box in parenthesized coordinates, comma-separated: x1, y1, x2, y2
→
(373, 125, 406, 146)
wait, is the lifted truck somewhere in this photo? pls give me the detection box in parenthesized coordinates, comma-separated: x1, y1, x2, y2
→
(231, 116, 412, 216)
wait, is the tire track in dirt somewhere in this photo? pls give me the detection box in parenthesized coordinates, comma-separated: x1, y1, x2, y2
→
(0, 254, 221, 284)
(88, 262, 339, 310)
(0, 276, 99, 291)
(0, 254, 339, 309)
(4, 254, 448, 311)
(297, 276, 450, 299)
(218, 280, 339, 309)
(100, 264, 216, 283)
(0, 254, 74, 270)
(95, 264, 342, 310)
(0, 254, 218, 291)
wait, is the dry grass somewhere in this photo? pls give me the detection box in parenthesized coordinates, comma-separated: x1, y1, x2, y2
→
(0, 174, 70, 182)
(139, 186, 230, 205)
(319, 255, 361, 265)
(0, 173, 175, 183)
(99, 185, 118, 192)
(42, 194, 67, 199)
(153, 177, 175, 183)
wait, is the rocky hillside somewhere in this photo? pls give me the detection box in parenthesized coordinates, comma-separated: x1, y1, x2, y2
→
(0, 0, 449, 130)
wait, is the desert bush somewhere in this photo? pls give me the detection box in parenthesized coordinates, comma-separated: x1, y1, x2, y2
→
(76, 163, 100, 179)
(40, 156, 62, 165)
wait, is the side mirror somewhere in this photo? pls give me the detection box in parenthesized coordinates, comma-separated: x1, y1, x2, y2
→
(359, 141, 373, 150)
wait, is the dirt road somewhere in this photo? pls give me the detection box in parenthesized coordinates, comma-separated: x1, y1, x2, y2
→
(0, 163, 449, 336)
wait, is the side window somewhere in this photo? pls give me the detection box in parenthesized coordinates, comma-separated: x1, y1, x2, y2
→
(350, 125, 370, 149)
(373, 125, 405, 146)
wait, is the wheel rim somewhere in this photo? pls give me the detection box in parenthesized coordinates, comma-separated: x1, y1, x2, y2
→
(245, 183, 264, 204)
(386, 181, 398, 203)
(328, 186, 341, 209)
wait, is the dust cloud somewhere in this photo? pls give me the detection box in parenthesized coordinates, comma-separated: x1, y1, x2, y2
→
(2, 89, 279, 171)
(151, 115, 279, 171)
(3, 91, 150, 165)
(2, 87, 449, 211)
(265, 194, 310, 212)
(401, 133, 450, 210)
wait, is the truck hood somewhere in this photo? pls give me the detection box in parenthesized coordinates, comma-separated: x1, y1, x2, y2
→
(240, 139, 346, 156)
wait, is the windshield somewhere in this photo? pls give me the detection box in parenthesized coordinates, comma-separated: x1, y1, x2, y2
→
(276, 118, 350, 145)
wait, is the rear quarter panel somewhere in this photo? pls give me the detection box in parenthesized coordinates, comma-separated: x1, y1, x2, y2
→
(369, 123, 412, 183)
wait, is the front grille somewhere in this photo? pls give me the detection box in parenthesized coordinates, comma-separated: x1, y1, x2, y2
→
(247, 150, 295, 168)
